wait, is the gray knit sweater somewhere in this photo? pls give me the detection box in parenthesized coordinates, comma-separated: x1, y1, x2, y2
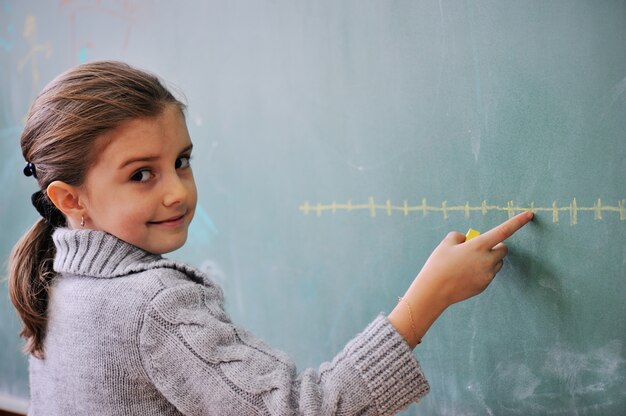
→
(28, 228, 429, 415)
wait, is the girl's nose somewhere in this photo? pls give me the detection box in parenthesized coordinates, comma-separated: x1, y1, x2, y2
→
(162, 173, 188, 207)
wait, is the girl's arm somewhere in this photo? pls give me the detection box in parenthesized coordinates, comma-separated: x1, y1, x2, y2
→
(389, 211, 534, 348)
(141, 282, 429, 415)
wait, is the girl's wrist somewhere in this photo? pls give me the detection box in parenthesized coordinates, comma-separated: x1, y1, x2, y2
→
(389, 273, 450, 349)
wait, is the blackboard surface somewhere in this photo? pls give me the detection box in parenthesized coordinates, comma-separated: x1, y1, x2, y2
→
(1, 1, 625, 414)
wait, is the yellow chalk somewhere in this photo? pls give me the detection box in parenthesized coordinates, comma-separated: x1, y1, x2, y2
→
(465, 228, 481, 241)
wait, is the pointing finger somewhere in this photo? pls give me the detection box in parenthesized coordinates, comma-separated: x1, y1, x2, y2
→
(478, 211, 533, 249)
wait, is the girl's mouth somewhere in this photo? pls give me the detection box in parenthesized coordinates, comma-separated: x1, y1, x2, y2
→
(149, 214, 185, 227)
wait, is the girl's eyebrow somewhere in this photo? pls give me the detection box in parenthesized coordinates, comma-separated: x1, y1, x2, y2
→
(118, 144, 193, 169)
(180, 144, 193, 154)
(118, 154, 159, 169)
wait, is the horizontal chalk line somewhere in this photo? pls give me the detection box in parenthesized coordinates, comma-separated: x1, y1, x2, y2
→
(299, 198, 626, 225)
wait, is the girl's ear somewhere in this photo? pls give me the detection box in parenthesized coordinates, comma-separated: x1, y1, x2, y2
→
(46, 181, 85, 223)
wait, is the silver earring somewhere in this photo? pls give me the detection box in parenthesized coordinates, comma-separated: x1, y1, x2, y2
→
(80, 216, 85, 227)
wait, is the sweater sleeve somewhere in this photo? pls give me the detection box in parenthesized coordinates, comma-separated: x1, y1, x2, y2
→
(139, 281, 429, 416)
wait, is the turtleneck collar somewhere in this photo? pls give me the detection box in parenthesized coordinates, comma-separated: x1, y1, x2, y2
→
(52, 228, 218, 291)
(52, 228, 164, 278)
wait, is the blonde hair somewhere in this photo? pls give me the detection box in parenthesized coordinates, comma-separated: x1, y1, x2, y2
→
(9, 61, 185, 358)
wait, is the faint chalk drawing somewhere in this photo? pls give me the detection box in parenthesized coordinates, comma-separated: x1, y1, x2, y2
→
(60, 0, 142, 63)
(16, 15, 52, 101)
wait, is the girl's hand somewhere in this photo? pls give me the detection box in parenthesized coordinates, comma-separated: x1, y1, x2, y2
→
(389, 211, 533, 348)
(417, 210, 534, 307)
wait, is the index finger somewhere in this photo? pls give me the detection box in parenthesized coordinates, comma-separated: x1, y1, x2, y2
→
(476, 211, 534, 248)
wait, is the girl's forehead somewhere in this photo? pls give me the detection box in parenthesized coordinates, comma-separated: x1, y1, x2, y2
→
(91, 107, 191, 165)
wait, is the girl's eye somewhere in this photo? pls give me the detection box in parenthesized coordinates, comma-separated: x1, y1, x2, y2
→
(175, 156, 191, 170)
(130, 169, 152, 182)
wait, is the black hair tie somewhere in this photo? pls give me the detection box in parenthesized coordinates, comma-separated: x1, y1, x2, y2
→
(23, 162, 37, 178)
(31, 191, 66, 227)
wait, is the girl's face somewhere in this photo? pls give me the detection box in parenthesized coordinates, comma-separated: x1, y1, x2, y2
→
(79, 105, 197, 254)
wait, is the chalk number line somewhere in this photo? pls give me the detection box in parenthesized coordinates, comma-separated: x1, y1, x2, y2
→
(299, 198, 626, 225)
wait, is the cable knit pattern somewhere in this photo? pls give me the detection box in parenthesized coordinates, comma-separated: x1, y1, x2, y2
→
(28, 228, 429, 415)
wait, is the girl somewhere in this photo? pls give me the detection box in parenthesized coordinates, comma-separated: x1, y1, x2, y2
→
(9, 61, 533, 415)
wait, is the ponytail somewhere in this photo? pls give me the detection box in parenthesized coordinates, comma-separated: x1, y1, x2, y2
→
(9, 218, 57, 359)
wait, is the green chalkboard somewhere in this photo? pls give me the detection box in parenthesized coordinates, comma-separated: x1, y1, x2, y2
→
(1, 1, 625, 414)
